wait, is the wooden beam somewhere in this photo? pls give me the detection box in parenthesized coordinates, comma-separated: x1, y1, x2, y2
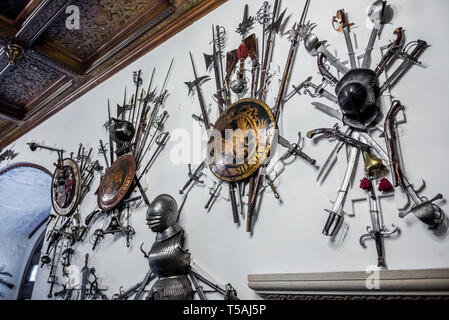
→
(0, 0, 227, 147)
(0, 100, 25, 122)
(14, 0, 46, 28)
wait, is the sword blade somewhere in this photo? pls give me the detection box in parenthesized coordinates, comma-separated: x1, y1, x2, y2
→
(343, 27, 357, 69)
(312, 102, 343, 122)
(319, 46, 349, 74)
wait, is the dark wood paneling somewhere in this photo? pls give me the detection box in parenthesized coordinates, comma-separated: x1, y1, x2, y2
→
(0, 0, 30, 20)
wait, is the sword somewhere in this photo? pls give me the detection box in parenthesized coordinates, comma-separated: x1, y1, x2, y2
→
(333, 9, 357, 69)
(80, 253, 89, 300)
(205, 181, 223, 210)
(359, 176, 399, 267)
(179, 161, 206, 194)
(278, 132, 317, 167)
(380, 39, 428, 93)
(138, 132, 170, 178)
(98, 140, 109, 168)
(322, 132, 360, 236)
(107, 100, 114, 164)
(361, 0, 387, 69)
(189, 52, 212, 131)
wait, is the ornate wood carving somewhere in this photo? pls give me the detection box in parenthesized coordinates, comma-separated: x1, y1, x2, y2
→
(0, 0, 227, 147)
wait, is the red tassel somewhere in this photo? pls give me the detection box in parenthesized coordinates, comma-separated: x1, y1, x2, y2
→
(360, 177, 371, 190)
(378, 178, 394, 192)
(237, 43, 249, 60)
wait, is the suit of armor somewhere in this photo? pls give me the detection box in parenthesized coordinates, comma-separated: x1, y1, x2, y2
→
(145, 194, 194, 300)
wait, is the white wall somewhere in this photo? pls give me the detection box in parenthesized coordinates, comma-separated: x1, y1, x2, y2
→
(6, 0, 449, 300)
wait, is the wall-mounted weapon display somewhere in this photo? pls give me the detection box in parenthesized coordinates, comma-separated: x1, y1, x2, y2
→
(0, 146, 18, 166)
(184, 0, 317, 233)
(297, 0, 445, 253)
(87, 62, 173, 250)
(112, 194, 238, 300)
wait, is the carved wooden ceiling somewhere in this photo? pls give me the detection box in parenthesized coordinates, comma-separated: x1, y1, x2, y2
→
(0, 0, 226, 147)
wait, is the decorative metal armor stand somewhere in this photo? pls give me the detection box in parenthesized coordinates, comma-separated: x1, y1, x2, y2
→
(181, 0, 318, 233)
(293, 0, 445, 266)
(113, 194, 238, 300)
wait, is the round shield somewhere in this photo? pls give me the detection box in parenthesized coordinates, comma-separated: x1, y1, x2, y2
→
(207, 98, 275, 182)
(97, 154, 136, 211)
(51, 158, 81, 216)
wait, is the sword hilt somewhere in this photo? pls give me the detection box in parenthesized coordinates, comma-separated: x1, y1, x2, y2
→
(323, 210, 344, 236)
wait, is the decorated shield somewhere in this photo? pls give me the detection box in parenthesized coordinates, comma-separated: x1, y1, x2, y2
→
(97, 154, 136, 211)
(207, 98, 275, 182)
(51, 158, 81, 216)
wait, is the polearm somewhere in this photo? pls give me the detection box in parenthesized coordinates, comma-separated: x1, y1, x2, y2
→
(190, 52, 212, 130)
(134, 67, 155, 154)
(137, 111, 169, 169)
(247, 0, 311, 232)
(107, 100, 114, 164)
(131, 70, 142, 126)
(258, 0, 280, 100)
(211, 25, 225, 113)
(136, 59, 173, 163)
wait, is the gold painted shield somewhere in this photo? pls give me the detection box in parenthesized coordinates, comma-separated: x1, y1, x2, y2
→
(207, 98, 275, 182)
(97, 154, 136, 211)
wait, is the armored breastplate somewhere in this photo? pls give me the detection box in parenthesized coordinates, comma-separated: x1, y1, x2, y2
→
(150, 275, 193, 300)
(148, 228, 191, 277)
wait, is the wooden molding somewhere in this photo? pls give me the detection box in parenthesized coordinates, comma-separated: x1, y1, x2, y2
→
(0, 0, 227, 147)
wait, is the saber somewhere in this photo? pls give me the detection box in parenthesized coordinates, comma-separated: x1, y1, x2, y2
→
(361, 0, 387, 69)
(316, 129, 351, 182)
(333, 9, 356, 69)
(359, 176, 399, 267)
(179, 161, 206, 194)
(307, 127, 371, 152)
(380, 39, 428, 93)
(322, 132, 360, 236)
(384, 100, 404, 187)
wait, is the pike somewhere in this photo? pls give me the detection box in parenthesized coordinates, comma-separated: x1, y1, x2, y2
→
(216, 25, 226, 90)
(137, 59, 173, 163)
(98, 140, 109, 168)
(190, 52, 212, 130)
(322, 132, 360, 236)
(248, 0, 310, 232)
(138, 132, 170, 179)
(258, 0, 285, 100)
(380, 39, 428, 93)
(131, 70, 143, 125)
(307, 127, 371, 152)
(333, 9, 357, 69)
(361, 0, 387, 69)
(278, 132, 317, 167)
(107, 100, 115, 164)
(179, 161, 206, 194)
(206, 25, 225, 113)
(236, 4, 255, 39)
(137, 111, 169, 167)
(359, 175, 399, 267)
(256, 1, 271, 97)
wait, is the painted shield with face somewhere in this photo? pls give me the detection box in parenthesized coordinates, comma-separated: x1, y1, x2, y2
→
(207, 98, 275, 182)
(51, 158, 81, 216)
(97, 154, 136, 211)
